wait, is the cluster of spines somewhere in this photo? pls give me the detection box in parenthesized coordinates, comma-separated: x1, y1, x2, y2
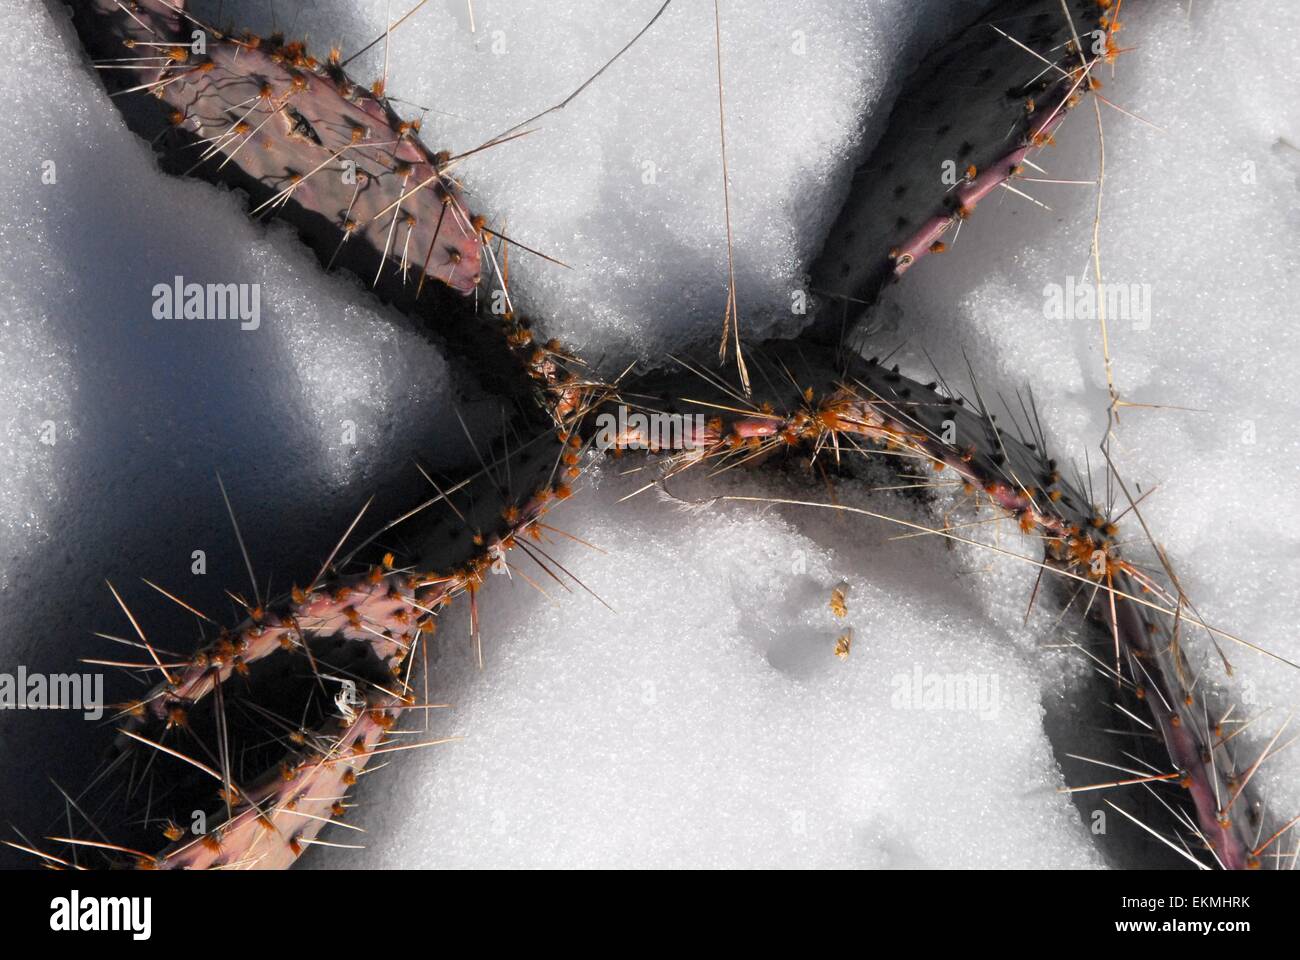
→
(79, 0, 483, 298)
(143, 690, 401, 870)
(887, 15, 1125, 280)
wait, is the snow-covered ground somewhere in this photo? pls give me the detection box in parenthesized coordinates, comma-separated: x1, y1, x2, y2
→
(1, 0, 1296, 868)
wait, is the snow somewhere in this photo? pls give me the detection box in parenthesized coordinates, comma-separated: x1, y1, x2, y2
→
(1, 0, 1295, 868)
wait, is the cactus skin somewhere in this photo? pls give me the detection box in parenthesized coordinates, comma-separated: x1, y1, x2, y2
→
(151, 692, 400, 869)
(808, 0, 1113, 339)
(76, 0, 479, 292)
(48, 0, 1277, 870)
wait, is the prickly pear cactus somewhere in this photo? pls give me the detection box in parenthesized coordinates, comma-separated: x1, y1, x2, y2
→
(52, 419, 582, 869)
(16, 0, 1284, 872)
(810, 0, 1115, 337)
(77, 0, 480, 290)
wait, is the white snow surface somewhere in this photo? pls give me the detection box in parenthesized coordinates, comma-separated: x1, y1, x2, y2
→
(0, 0, 1295, 868)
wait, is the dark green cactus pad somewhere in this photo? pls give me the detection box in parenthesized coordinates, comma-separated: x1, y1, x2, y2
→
(807, 0, 1110, 341)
